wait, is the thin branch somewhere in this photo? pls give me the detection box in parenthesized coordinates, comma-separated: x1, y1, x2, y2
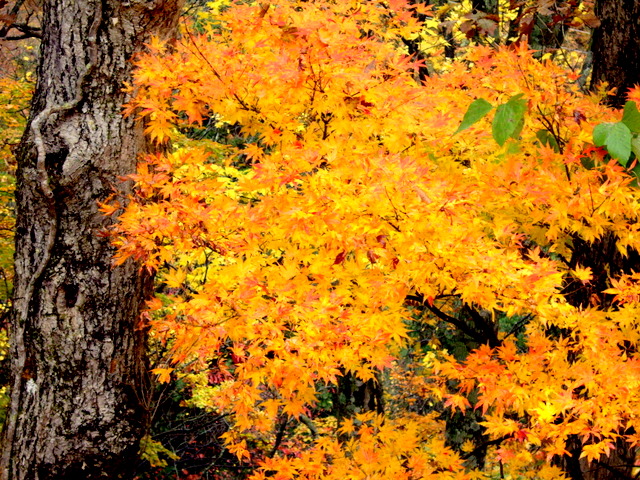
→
(463, 305, 500, 348)
(3, 32, 36, 40)
(503, 314, 532, 341)
(268, 416, 289, 458)
(461, 435, 509, 460)
(1, 22, 41, 39)
(0, 0, 42, 39)
(0, 0, 27, 37)
(591, 460, 636, 480)
(424, 302, 488, 345)
(299, 414, 318, 438)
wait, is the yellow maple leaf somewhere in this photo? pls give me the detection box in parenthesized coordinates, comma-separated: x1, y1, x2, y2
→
(572, 264, 593, 283)
(151, 367, 174, 384)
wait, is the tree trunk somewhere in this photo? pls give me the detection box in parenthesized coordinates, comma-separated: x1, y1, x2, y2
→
(0, 1, 182, 478)
(471, 0, 497, 15)
(590, 0, 640, 108)
(557, 233, 640, 480)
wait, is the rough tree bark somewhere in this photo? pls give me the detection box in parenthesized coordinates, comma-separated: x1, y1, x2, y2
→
(0, 1, 182, 478)
(590, 0, 640, 108)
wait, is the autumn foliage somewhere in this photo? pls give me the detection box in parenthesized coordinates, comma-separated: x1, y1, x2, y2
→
(110, 0, 640, 478)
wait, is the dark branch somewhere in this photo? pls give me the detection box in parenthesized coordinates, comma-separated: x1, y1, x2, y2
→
(268, 416, 289, 458)
(1, 22, 42, 39)
(406, 293, 503, 348)
(591, 460, 636, 480)
(463, 305, 500, 348)
(424, 302, 490, 346)
(3, 32, 35, 40)
(7, 21, 41, 36)
(461, 435, 509, 460)
(0, 0, 42, 40)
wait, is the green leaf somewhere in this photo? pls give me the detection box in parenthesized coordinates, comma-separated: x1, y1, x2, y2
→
(455, 98, 493, 134)
(505, 141, 521, 155)
(512, 114, 525, 139)
(605, 122, 632, 164)
(632, 135, 640, 159)
(536, 129, 559, 152)
(629, 161, 640, 188)
(593, 121, 632, 165)
(593, 122, 614, 147)
(492, 94, 527, 146)
(622, 101, 640, 133)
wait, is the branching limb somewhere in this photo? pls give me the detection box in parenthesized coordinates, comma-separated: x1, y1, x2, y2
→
(0, 0, 41, 39)
(299, 414, 318, 438)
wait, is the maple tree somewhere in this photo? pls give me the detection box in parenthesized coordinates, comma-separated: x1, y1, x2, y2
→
(108, 0, 640, 479)
(1, 0, 639, 479)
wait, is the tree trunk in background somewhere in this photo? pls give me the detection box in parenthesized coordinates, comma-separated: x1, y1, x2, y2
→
(471, 0, 497, 14)
(572, 2, 640, 477)
(0, 1, 182, 478)
(590, 0, 640, 108)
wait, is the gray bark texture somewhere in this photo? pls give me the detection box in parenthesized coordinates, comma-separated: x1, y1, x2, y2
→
(590, 0, 640, 108)
(0, 1, 182, 478)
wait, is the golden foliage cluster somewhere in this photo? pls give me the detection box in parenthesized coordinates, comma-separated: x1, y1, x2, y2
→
(110, 0, 640, 477)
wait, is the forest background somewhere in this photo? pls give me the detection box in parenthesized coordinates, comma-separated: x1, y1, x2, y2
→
(3, 1, 640, 479)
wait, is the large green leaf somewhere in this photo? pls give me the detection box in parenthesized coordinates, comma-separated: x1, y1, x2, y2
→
(622, 101, 640, 133)
(455, 98, 493, 134)
(593, 121, 632, 165)
(492, 94, 527, 146)
(609, 123, 632, 165)
(593, 122, 614, 147)
(632, 135, 640, 159)
(630, 161, 640, 188)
